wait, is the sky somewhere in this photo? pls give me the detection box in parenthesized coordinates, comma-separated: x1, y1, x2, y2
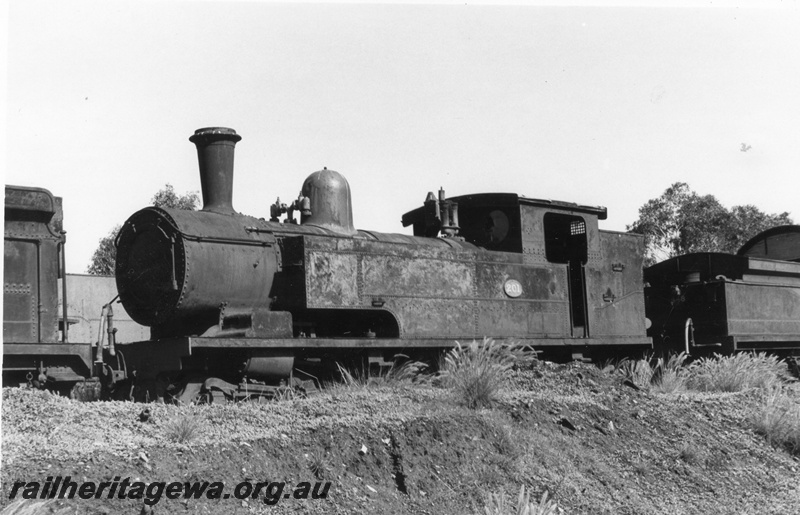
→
(4, 1, 799, 273)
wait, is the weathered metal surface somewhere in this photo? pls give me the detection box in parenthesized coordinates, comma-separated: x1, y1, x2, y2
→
(242, 354, 295, 380)
(389, 298, 475, 337)
(738, 225, 800, 262)
(115, 207, 279, 333)
(520, 205, 602, 265)
(306, 251, 359, 307)
(4, 186, 64, 345)
(123, 335, 650, 355)
(477, 299, 569, 337)
(190, 127, 241, 215)
(4, 243, 40, 342)
(5, 186, 57, 216)
(724, 281, 800, 338)
(3, 344, 94, 375)
(645, 251, 800, 353)
(586, 231, 648, 337)
(291, 230, 590, 341)
(362, 255, 474, 298)
(300, 168, 357, 236)
(746, 257, 800, 275)
(475, 261, 564, 300)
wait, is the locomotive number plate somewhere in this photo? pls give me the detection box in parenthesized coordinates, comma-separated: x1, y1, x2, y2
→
(504, 279, 523, 298)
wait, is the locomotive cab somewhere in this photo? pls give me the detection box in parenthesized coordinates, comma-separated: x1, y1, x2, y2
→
(403, 191, 648, 350)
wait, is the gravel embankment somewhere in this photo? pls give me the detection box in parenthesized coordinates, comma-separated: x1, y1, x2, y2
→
(2, 362, 799, 515)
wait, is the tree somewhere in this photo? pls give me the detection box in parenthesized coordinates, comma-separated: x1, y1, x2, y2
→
(149, 184, 200, 210)
(86, 185, 199, 275)
(86, 225, 121, 275)
(724, 204, 793, 251)
(628, 182, 793, 266)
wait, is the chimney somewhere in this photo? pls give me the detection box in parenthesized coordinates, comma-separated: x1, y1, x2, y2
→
(189, 127, 242, 214)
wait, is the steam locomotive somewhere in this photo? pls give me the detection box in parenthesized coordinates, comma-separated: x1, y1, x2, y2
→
(109, 127, 650, 401)
(6, 126, 798, 401)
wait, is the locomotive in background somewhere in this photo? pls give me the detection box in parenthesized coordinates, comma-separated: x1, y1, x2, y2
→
(3, 185, 147, 393)
(644, 226, 800, 356)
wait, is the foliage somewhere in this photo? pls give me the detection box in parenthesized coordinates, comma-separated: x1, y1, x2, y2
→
(307, 451, 330, 479)
(87, 184, 199, 274)
(164, 412, 203, 444)
(0, 500, 75, 515)
(439, 338, 536, 409)
(614, 351, 791, 394)
(749, 388, 800, 455)
(616, 356, 655, 388)
(484, 485, 559, 515)
(627, 182, 792, 266)
(615, 352, 689, 394)
(685, 353, 790, 392)
(150, 183, 200, 210)
(333, 359, 430, 389)
(650, 352, 690, 394)
(86, 225, 121, 275)
(678, 444, 704, 466)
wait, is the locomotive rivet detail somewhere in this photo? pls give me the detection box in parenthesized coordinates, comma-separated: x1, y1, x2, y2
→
(31, 295, 37, 340)
(4, 283, 32, 294)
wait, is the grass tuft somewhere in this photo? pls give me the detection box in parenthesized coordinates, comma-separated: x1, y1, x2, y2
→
(334, 359, 430, 389)
(439, 338, 536, 409)
(749, 388, 800, 455)
(616, 352, 689, 393)
(1, 500, 75, 515)
(678, 444, 703, 466)
(164, 412, 203, 444)
(307, 451, 329, 479)
(616, 356, 654, 389)
(686, 353, 790, 392)
(484, 485, 559, 515)
(616, 352, 792, 395)
(650, 352, 689, 394)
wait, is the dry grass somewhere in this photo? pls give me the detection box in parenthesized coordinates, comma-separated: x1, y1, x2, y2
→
(749, 388, 800, 455)
(616, 352, 792, 395)
(307, 450, 329, 479)
(615, 356, 653, 388)
(678, 444, 704, 466)
(484, 485, 559, 515)
(68, 380, 101, 402)
(686, 353, 790, 392)
(0, 501, 75, 515)
(616, 352, 689, 393)
(163, 412, 203, 444)
(333, 359, 430, 389)
(651, 353, 690, 394)
(615, 352, 798, 456)
(439, 338, 536, 409)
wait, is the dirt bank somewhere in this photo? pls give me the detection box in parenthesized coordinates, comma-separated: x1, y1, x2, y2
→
(2, 362, 799, 514)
